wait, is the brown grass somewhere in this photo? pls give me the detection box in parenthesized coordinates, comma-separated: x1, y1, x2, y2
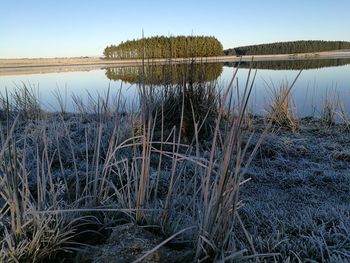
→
(0, 64, 305, 262)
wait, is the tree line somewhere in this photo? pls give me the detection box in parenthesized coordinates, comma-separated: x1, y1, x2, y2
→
(224, 40, 350, 56)
(104, 36, 224, 59)
(225, 58, 350, 70)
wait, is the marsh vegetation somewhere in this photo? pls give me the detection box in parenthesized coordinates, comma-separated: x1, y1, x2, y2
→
(0, 61, 350, 263)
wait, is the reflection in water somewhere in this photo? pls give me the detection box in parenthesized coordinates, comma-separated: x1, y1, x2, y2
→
(141, 81, 218, 143)
(0, 60, 349, 117)
(105, 63, 224, 141)
(225, 58, 350, 70)
(105, 63, 223, 84)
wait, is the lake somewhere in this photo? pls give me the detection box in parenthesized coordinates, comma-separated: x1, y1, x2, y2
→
(1, 59, 350, 117)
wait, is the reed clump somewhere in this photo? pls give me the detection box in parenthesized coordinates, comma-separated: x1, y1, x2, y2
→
(151, 82, 219, 144)
(0, 84, 42, 121)
(266, 83, 299, 131)
(0, 124, 83, 262)
(320, 88, 348, 127)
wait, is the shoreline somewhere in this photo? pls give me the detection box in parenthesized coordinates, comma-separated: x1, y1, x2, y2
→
(1, 50, 350, 75)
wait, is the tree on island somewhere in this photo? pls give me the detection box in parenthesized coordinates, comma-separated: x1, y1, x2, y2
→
(104, 36, 224, 59)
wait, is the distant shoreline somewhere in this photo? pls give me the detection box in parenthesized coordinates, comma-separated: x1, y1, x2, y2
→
(1, 50, 350, 76)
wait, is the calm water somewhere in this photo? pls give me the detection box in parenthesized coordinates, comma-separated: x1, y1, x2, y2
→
(0, 60, 350, 117)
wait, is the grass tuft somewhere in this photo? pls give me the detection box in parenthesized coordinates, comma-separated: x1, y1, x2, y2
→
(266, 83, 299, 131)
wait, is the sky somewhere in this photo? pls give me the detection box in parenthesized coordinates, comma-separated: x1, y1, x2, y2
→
(1, 0, 349, 58)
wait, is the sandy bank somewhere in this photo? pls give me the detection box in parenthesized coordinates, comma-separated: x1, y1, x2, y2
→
(1, 50, 350, 75)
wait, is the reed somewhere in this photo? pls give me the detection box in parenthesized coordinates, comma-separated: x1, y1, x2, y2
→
(0, 111, 83, 262)
(321, 89, 339, 126)
(265, 82, 299, 131)
(6, 65, 348, 262)
(0, 72, 258, 261)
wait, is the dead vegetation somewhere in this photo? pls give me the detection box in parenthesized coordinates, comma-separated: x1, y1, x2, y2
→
(0, 66, 349, 263)
(265, 82, 299, 132)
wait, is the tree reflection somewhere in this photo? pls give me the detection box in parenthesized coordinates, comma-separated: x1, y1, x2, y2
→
(225, 59, 350, 70)
(105, 63, 223, 85)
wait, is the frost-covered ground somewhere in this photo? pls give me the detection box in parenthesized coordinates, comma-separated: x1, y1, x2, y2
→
(74, 118, 350, 262)
(1, 112, 349, 262)
(239, 119, 350, 262)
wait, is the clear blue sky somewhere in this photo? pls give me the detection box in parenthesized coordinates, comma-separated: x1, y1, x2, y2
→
(1, 0, 349, 58)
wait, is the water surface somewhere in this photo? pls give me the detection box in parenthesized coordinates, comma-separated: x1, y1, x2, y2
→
(0, 59, 350, 117)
